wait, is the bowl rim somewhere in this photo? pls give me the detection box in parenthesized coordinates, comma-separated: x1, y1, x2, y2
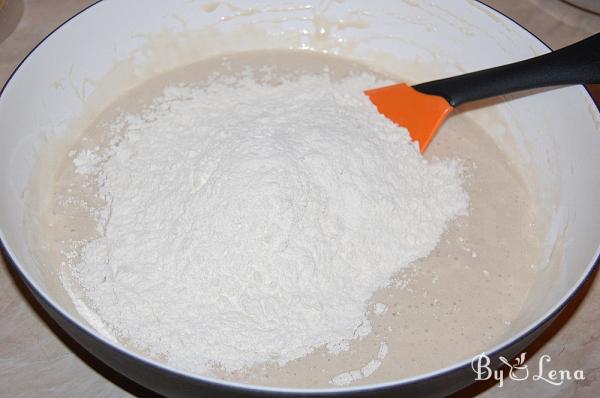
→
(1, 0, 599, 395)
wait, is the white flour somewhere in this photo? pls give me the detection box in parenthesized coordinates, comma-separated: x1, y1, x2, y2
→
(331, 341, 390, 386)
(69, 72, 468, 374)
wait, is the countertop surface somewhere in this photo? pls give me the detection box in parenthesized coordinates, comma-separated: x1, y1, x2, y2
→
(1, 1, 599, 397)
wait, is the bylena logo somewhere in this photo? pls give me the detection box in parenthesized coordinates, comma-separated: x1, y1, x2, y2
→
(471, 352, 585, 388)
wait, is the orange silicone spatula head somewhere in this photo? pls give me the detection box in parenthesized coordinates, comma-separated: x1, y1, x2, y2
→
(364, 34, 600, 152)
(365, 83, 453, 152)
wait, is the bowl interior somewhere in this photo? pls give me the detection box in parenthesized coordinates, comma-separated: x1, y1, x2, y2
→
(0, 0, 599, 391)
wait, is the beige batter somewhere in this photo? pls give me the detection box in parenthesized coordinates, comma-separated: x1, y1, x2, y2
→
(31, 50, 545, 388)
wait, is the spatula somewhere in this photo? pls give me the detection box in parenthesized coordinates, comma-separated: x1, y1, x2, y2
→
(365, 33, 600, 152)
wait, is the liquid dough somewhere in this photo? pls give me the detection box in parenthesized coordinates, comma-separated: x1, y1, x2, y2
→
(32, 50, 544, 388)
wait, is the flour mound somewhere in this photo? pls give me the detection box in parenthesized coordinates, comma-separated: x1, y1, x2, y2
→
(72, 73, 468, 373)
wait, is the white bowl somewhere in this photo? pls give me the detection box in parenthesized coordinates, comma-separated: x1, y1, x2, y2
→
(1, 1, 599, 396)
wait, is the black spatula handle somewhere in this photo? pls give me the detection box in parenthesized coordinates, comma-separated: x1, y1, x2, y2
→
(413, 33, 600, 107)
